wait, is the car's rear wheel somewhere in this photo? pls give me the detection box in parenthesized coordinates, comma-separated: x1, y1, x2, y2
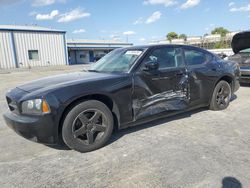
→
(210, 80, 232, 111)
(62, 100, 114, 152)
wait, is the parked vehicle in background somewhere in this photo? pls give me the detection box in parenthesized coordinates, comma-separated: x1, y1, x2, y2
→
(4, 45, 240, 152)
(228, 31, 250, 84)
(94, 53, 106, 62)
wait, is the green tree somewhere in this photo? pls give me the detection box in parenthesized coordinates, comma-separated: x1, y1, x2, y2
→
(214, 41, 229, 49)
(211, 27, 229, 37)
(166, 32, 178, 41)
(179, 34, 187, 41)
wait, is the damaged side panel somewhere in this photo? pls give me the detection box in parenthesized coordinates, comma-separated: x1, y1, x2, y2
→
(132, 71, 190, 120)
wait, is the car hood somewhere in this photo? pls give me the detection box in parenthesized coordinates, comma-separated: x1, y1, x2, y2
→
(232, 31, 250, 53)
(17, 71, 119, 93)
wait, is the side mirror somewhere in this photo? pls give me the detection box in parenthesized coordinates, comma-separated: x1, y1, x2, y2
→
(143, 60, 159, 71)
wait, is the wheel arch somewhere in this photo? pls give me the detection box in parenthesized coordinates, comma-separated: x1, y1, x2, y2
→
(58, 94, 120, 138)
(209, 74, 234, 104)
(216, 74, 234, 89)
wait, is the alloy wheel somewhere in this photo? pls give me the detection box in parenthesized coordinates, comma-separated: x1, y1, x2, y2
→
(216, 84, 231, 108)
(72, 109, 107, 145)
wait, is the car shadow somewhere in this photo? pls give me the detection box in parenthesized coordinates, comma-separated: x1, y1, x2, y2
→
(47, 143, 70, 150)
(107, 107, 207, 146)
(222, 177, 242, 188)
(231, 94, 237, 102)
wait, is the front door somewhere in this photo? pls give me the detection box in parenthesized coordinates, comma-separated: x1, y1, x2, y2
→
(132, 46, 189, 120)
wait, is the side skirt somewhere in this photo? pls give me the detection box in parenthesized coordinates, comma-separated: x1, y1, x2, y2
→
(119, 104, 208, 130)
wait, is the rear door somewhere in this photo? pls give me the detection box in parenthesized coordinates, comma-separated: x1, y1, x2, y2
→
(183, 46, 215, 106)
(132, 46, 190, 120)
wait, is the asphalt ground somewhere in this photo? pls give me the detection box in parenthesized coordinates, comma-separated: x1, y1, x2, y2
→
(0, 65, 249, 188)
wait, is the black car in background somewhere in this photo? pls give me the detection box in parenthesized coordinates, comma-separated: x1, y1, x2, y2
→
(229, 31, 250, 83)
(4, 45, 240, 152)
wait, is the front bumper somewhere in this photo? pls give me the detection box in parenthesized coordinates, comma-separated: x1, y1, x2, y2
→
(3, 112, 58, 144)
(240, 67, 250, 83)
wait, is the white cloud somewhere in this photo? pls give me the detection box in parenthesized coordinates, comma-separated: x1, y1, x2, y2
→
(110, 35, 122, 41)
(228, 2, 235, 7)
(31, 0, 66, 6)
(146, 11, 162, 24)
(58, 8, 90, 23)
(180, 0, 200, 10)
(143, 0, 177, 7)
(29, 11, 38, 16)
(123, 31, 136, 35)
(110, 34, 119, 38)
(32, 0, 55, 7)
(133, 17, 144, 25)
(36, 10, 59, 20)
(139, 38, 146, 41)
(0, 0, 23, 6)
(230, 4, 250, 12)
(72, 29, 86, 34)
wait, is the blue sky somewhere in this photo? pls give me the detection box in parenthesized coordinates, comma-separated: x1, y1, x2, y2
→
(0, 0, 250, 44)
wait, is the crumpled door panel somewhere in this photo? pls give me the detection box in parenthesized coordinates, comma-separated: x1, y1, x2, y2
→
(132, 73, 189, 120)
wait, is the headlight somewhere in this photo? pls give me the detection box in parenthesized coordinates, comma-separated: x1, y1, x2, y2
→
(22, 99, 50, 115)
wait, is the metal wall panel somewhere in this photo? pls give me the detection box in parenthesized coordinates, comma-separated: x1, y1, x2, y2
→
(0, 31, 16, 69)
(14, 31, 66, 68)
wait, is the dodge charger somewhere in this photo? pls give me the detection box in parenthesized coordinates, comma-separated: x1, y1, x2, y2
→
(4, 45, 240, 152)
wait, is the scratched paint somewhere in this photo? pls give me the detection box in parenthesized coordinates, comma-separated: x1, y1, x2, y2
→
(133, 89, 189, 120)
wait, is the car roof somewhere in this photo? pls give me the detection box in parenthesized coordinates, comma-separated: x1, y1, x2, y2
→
(123, 44, 200, 50)
(122, 44, 211, 54)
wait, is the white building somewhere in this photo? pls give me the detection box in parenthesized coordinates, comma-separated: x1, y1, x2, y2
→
(171, 38, 185, 44)
(0, 25, 67, 69)
(186, 36, 202, 46)
(67, 39, 133, 64)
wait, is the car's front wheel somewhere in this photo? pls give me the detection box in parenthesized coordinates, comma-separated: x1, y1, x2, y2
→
(210, 80, 232, 111)
(62, 100, 114, 152)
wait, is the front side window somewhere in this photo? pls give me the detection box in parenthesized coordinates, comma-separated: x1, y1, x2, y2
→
(28, 50, 39, 61)
(184, 49, 211, 66)
(90, 48, 144, 73)
(142, 47, 185, 69)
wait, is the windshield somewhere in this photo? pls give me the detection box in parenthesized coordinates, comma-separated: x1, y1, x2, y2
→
(240, 48, 250, 53)
(89, 48, 143, 73)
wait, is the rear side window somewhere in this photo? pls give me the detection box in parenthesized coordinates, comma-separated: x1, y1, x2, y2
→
(184, 49, 212, 66)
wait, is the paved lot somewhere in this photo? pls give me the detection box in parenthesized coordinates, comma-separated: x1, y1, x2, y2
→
(0, 66, 250, 188)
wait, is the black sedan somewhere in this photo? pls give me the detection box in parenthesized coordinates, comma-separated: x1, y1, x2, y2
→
(4, 45, 240, 152)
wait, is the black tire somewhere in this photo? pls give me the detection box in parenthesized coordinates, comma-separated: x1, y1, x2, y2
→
(62, 100, 114, 152)
(209, 80, 232, 111)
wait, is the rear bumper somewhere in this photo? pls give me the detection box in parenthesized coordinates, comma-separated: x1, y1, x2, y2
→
(3, 112, 58, 144)
(240, 67, 250, 83)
